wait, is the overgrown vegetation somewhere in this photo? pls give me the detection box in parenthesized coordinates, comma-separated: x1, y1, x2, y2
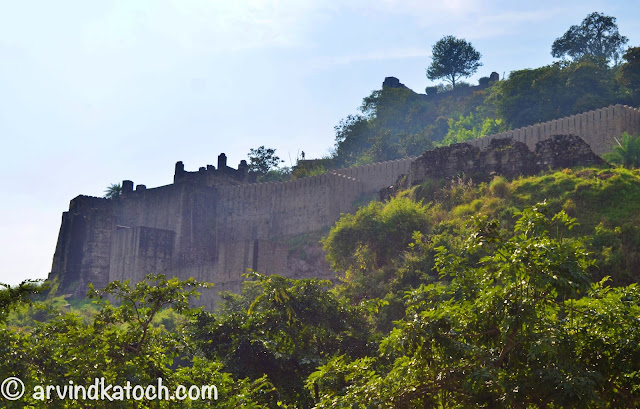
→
(6, 168, 640, 407)
(7, 166, 640, 407)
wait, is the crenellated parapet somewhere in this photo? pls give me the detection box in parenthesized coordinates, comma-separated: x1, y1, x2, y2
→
(466, 104, 640, 156)
(173, 153, 253, 186)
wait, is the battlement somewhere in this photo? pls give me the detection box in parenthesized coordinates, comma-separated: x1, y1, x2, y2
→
(173, 153, 252, 187)
(69, 195, 113, 212)
(466, 104, 640, 155)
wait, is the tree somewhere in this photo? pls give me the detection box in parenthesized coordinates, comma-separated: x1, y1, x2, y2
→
(494, 59, 617, 128)
(189, 272, 372, 408)
(103, 183, 121, 199)
(618, 46, 640, 103)
(248, 146, 283, 175)
(323, 196, 432, 279)
(1, 275, 275, 408)
(0, 280, 42, 322)
(427, 35, 482, 89)
(551, 12, 628, 63)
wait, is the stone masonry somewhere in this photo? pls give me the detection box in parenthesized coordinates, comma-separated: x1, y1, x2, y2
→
(49, 104, 640, 308)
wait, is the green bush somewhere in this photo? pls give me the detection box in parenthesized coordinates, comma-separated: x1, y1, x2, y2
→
(603, 132, 640, 168)
(425, 86, 438, 95)
(489, 175, 510, 198)
(323, 196, 432, 275)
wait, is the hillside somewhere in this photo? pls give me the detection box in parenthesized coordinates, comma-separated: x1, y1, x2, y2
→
(327, 166, 640, 303)
(306, 51, 640, 173)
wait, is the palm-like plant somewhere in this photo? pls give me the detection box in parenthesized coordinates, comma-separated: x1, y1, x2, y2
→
(104, 183, 122, 199)
(603, 132, 640, 168)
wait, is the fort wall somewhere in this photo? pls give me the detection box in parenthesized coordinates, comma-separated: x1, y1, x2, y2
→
(466, 104, 640, 155)
(331, 157, 415, 192)
(51, 196, 115, 291)
(49, 104, 640, 307)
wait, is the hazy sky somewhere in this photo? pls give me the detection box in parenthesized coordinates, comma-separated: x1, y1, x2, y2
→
(2, 0, 640, 286)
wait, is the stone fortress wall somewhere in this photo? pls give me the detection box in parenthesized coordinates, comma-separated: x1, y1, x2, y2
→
(467, 104, 640, 155)
(50, 153, 412, 307)
(49, 104, 640, 308)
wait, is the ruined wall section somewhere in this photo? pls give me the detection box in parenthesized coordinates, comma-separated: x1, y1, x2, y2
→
(466, 105, 640, 155)
(400, 135, 607, 194)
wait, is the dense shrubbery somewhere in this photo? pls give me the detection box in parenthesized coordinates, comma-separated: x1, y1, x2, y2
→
(313, 205, 640, 408)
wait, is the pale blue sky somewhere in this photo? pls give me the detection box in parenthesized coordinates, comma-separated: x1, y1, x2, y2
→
(2, 0, 639, 285)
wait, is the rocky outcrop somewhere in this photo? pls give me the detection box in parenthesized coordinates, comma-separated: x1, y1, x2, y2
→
(382, 77, 408, 89)
(385, 135, 607, 198)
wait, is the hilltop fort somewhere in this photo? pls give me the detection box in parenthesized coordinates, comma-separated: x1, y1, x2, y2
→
(49, 102, 640, 308)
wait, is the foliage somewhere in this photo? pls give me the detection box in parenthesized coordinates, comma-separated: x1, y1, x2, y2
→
(331, 85, 486, 166)
(618, 46, 640, 104)
(427, 35, 483, 88)
(291, 157, 334, 179)
(0, 280, 43, 322)
(7, 165, 640, 407)
(257, 166, 291, 182)
(494, 58, 618, 128)
(87, 274, 212, 355)
(551, 12, 628, 63)
(248, 146, 283, 176)
(188, 272, 372, 408)
(103, 183, 121, 199)
(603, 132, 640, 168)
(323, 196, 432, 279)
(0, 275, 276, 408)
(311, 204, 640, 408)
(425, 86, 438, 95)
(440, 112, 505, 146)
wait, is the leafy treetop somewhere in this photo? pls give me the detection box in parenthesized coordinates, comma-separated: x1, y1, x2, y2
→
(248, 146, 283, 175)
(427, 35, 482, 89)
(551, 12, 628, 63)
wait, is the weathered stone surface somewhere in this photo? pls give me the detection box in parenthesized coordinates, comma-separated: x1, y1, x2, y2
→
(535, 134, 606, 169)
(391, 134, 608, 198)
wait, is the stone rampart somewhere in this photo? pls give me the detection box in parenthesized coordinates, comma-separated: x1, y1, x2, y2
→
(466, 104, 640, 155)
(49, 104, 640, 308)
(331, 157, 415, 192)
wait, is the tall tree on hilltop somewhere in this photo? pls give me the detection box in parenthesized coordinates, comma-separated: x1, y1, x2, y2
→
(426, 35, 482, 89)
(551, 12, 628, 64)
